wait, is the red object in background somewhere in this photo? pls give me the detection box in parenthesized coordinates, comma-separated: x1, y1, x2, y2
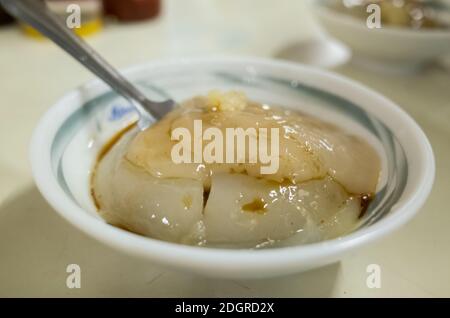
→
(0, 6, 14, 25)
(103, 0, 160, 22)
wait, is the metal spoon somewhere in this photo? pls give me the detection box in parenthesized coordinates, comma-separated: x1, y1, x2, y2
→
(0, 0, 174, 129)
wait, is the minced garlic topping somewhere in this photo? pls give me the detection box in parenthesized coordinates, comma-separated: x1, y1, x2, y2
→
(206, 90, 248, 112)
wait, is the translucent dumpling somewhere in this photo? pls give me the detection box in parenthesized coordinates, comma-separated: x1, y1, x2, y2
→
(92, 91, 380, 247)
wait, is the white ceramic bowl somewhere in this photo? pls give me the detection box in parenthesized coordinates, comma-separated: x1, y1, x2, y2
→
(30, 57, 434, 279)
(312, 0, 450, 72)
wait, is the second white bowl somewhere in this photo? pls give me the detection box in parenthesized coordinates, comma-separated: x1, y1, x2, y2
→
(313, 0, 450, 72)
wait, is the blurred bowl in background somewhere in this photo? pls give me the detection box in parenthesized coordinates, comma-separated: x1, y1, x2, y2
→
(312, 0, 450, 73)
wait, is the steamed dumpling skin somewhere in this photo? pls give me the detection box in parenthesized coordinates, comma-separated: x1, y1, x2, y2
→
(92, 91, 381, 247)
(204, 174, 360, 246)
(126, 94, 380, 194)
(93, 129, 205, 244)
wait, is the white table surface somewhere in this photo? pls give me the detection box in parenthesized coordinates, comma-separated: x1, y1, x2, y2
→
(0, 1, 449, 297)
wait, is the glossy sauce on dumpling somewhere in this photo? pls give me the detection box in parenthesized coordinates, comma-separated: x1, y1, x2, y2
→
(92, 91, 381, 247)
(126, 91, 380, 194)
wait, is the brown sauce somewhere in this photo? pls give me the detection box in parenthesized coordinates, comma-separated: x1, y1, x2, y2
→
(242, 197, 268, 214)
(358, 194, 373, 219)
(91, 121, 137, 210)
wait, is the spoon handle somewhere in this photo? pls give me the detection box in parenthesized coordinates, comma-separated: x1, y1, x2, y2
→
(0, 0, 171, 125)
